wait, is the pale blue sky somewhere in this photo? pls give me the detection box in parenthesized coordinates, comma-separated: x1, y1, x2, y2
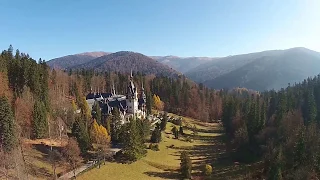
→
(0, 0, 319, 60)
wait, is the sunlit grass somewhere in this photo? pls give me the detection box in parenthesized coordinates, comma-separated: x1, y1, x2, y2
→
(78, 114, 222, 180)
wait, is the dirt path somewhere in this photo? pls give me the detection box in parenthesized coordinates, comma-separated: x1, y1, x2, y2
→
(58, 161, 94, 180)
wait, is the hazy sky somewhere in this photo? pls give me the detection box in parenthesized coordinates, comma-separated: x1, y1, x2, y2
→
(0, 0, 319, 60)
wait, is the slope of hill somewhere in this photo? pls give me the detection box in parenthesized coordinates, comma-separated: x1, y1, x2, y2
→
(47, 51, 110, 69)
(151, 56, 216, 73)
(186, 47, 320, 91)
(73, 51, 181, 77)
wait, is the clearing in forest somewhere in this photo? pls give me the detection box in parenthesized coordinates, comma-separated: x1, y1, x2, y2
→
(78, 114, 253, 180)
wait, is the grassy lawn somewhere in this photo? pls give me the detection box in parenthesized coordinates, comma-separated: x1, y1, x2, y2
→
(22, 113, 255, 180)
(78, 114, 236, 180)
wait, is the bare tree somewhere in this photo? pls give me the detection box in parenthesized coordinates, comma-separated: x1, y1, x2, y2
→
(62, 138, 82, 179)
(96, 143, 110, 168)
(49, 149, 63, 179)
(0, 151, 15, 180)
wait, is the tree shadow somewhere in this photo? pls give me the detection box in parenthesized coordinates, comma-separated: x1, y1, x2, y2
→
(144, 170, 180, 179)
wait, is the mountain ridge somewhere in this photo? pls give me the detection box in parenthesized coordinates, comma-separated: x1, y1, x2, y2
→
(70, 51, 181, 77)
(186, 47, 320, 91)
(47, 47, 320, 91)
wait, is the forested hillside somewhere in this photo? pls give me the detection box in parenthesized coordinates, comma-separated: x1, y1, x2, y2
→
(47, 51, 110, 69)
(186, 47, 320, 91)
(52, 51, 182, 78)
(2, 45, 320, 179)
(0, 46, 223, 179)
(151, 55, 215, 73)
(221, 75, 320, 179)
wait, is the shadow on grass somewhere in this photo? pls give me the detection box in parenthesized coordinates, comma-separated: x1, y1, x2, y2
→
(144, 170, 180, 179)
(183, 125, 224, 134)
(144, 121, 261, 180)
(25, 162, 52, 178)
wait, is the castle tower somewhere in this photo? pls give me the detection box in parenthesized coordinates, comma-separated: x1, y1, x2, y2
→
(126, 70, 138, 115)
(111, 82, 116, 96)
(140, 82, 147, 118)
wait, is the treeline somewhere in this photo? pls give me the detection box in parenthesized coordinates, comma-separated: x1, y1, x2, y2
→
(221, 76, 320, 179)
(67, 67, 224, 122)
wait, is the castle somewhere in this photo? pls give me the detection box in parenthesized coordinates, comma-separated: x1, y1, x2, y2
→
(86, 71, 147, 124)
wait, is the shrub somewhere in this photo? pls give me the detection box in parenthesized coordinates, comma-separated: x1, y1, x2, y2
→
(186, 136, 193, 143)
(151, 126, 162, 143)
(171, 126, 179, 139)
(172, 118, 182, 126)
(179, 126, 184, 135)
(180, 151, 192, 179)
(149, 143, 160, 151)
(203, 164, 213, 176)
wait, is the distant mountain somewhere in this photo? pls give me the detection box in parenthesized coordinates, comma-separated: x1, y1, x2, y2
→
(72, 51, 181, 77)
(47, 51, 110, 69)
(186, 47, 320, 91)
(150, 56, 216, 73)
(48, 52, 216, 73)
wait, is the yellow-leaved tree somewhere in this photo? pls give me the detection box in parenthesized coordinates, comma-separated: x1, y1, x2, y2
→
(153, 94, 164, 111)
(71, 100, 77, 112)
(90, 120, 111, 144)
(80, 96, 91, 120)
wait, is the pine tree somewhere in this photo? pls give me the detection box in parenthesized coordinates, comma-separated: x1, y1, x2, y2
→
(111, 108, 122, 143)
(92, 102, 102, 124)
(146, 92, 152, 115)
(160, 112, 168, 131)
(123, 118, 147, 162)
(179, 126, 184, 135)
(304, 89, 317, 125)
(39, 60, 50, 111)
(0, 96, 17, 152)
(180, 151, 192, 179)
(32, 100, 48, 139)
(260, 101, 266, 130)
(294, 130, 306, 166)
(275, 91, 287, 125)
(171, 126, 179, 139)
(268, 147, 283, 180)
(105, 116, 111, 135)
(137, 119, 151, 142)
(151, 124, 162, 143)
(72, 117, 91, 154)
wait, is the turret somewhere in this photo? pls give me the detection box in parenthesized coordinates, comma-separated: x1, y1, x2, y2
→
(126, 70, 139, 115)
(141, 82, 146, 103)
(112, 82, 116, 96)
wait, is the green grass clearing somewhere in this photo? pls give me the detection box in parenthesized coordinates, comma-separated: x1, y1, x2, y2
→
(78, 114, 235, 180)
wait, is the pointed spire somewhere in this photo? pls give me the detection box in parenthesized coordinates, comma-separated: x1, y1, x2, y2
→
(110, 83, 113, 95)
(112, 82, 116, 95)
(130, 69, 133, 79)
(141, 82, 146, 102)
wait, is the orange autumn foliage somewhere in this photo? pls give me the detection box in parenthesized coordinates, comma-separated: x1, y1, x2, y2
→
(0, 72, 12, 102)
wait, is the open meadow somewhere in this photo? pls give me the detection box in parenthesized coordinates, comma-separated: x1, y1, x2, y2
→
(77, 114, 256, 180)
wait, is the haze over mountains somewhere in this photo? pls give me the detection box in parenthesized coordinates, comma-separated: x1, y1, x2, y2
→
(186, 47, 320, 91)
(151, 56, 216, 73)
(47, 52, 213, 73)
(48, 47, 320, 91)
